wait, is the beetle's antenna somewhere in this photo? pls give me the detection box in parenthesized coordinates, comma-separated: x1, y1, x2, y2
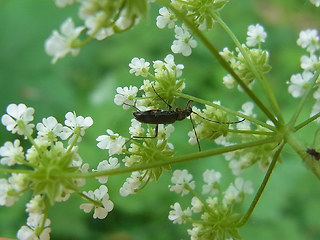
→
(151, 85, 172, 110)
(191, 110, 245, 124)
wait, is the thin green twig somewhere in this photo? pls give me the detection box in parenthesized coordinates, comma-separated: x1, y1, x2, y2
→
(238, 141, 285, 226)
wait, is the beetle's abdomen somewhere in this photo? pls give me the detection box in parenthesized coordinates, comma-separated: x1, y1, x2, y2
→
(133, 110, 179, 124)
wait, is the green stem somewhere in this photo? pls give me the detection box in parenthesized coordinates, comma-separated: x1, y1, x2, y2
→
(159, 0, 279, 127)
(213, 14, 284, 124)
(68, 135, 281, 179)
(176, 92, 276, 131)
(289, 68, 320, 128)
(227, 129, 274, 135)
(294, 111, 320, 132)
(0, 168, 33, 174)
(238, 141, 285, 226)
(78, 191, 101, 205)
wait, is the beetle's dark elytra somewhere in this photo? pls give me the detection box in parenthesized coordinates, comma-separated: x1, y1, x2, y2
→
(133, 107, 192, 124)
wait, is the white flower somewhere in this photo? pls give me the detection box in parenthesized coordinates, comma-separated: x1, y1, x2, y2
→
(129, 58, 150, 77)
(0, 139, 24, 166)
(80, 185, 114, 219)
(45, 18, 84, 63)
(96, 129, 126, 155)
(114, 85, 139, 110)
(310, 0, 320, 7)
(171, 25, 197, 56)
(288, 71, 313, 98)
(1, 103, 34, 136)
(311, 89, 320, 122)
(84, 12, 114, 40)
(163, 54, 184, 77)
(168, 202, 191, 224)
(17, 213, 51, 240)
(129, 119, 145, 137)
(36, 116, 64, 141)
(223, 178, 253, 206)
(202, 169, 221, 195)
(222, 74, 235, 89)
(153, 54, 184, 78)
(54, 0, 75, 8)
(63, 112, 93, 142)
(169, 169, 195, 196)
(191, 197, 203, 213)
(297, 29, 320, 53)
(119, 171, 142, 197)
(156, 7, 176, 29)
(95, 157, 120, 184)
(0, 178, 19, 206)
(8, 173, 27, 192)
(26, 195, 44, 214)
(300, 55, 319, 71)
(246, 24, 267, 47)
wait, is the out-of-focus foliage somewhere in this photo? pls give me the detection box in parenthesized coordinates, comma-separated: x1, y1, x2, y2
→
(0, 0, 320, 239)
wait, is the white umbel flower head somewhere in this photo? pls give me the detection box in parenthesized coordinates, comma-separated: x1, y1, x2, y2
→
(0, 139, 24, 166)
(36, 116, 64, 142)
(168, 202, 191, 224)
(17, 213, 51, 240)
(80, 185, 114, 219)
(1, 103, 35, 136)
(169, 169, 195, 196)
(114, 85, 139, 110)
(288, 71, 313, 98)
(297, 29, 320, 53)
(310, 0, 320, 7)
(45, 18, 84, 63)
(96, 129, 126, 155)
(156, 7, 176, 29)
(202, 169, 221, 195)
(54, 0, 75, 8)
(246, 24, 267, 47)
(62, 112, 93, 143)
(300, 55, 320, 71)
(129, 57, 150, 77)
(171, 25, 197, 56)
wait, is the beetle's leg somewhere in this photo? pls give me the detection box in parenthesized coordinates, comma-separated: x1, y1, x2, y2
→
(189, 114, 201, 152)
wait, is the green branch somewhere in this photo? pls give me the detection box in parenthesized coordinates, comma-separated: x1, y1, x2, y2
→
(238, 141, 285, 226)
(68, 135, 281, 179)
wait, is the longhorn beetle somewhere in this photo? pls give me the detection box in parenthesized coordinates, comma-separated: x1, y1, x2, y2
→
(131, 86, 245, 151)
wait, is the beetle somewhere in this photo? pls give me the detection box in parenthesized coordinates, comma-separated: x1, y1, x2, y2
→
(131, 86, 245, 151)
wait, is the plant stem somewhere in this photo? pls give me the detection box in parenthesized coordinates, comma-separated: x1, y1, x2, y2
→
(238, 141, 285, 226)
(68, 135, 281, 179)
(294, 111, 320, 132)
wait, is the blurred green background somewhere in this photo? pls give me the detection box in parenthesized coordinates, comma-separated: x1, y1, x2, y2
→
(1, 0, 320, 239)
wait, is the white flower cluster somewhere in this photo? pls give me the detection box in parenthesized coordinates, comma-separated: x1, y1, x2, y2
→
(0, 103, 115, 239)
(46, 0, 147, 63)
(168, 169, 253, 239)
(310, 0, 320, 7)
(287, 29, 320, 120)
(220, 23, 270, 90)
(156, 6, 197, 57)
